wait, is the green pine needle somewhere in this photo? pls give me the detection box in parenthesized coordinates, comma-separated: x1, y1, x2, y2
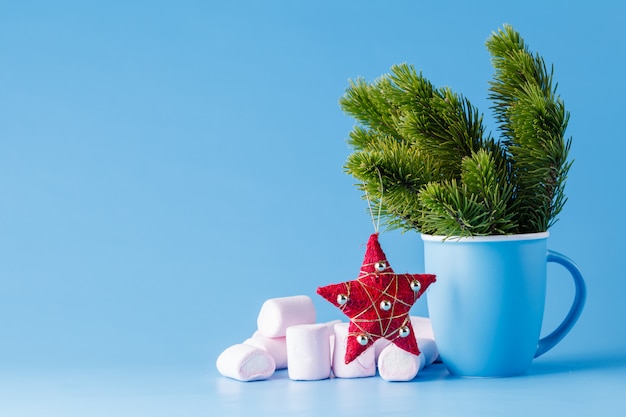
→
(340, 24, 572, 237)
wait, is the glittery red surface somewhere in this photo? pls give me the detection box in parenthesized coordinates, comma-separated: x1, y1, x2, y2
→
(317, 233, 436, 364)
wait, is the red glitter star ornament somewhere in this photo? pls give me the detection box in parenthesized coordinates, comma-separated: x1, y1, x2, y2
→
(317, 233, 436, 364)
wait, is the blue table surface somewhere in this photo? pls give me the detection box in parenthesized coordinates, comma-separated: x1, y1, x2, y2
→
(3, 352, 625, 417)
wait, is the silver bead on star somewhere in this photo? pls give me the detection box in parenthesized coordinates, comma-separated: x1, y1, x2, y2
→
(410, 280, 422, 292)
(356, 334, 369, 346)
(399, 326, 411, 338)
(337, 294, 349, 305)
(374, 261, 387, 272)
(379, 300, 392, 311)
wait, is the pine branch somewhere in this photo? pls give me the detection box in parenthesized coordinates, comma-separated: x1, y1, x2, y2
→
(340, 77, 403, 140)
(487, 24, 571, 233)
(418, 149, 517, 236)
(340, 25, 572, 237)
(344, 138, 436, 231)
(418, 180, 490, 237)
(460, 149, 517, 235)
(384, 64, 489, 178)
(507, 83, 572, 231)
(486, 24, 555, 141)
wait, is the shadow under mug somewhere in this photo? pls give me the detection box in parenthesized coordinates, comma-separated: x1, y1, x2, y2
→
(423, 232, 586, 377)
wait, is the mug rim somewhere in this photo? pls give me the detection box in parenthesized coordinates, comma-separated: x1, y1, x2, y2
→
(421, 232, 549, 243)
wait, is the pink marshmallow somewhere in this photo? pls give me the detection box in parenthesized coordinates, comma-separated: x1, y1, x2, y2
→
(243, 332, 288, 370)
(216, 344, 276, 382)
(332, 322, 376, 378)
(256, 295, 316, 338)
(286, 323, 331, 381)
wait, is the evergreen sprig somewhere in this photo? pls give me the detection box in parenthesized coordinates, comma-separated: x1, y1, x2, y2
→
(341, 24, 572, 237)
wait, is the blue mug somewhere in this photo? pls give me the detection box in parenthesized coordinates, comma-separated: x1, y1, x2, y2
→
(422, 232, 586, 377)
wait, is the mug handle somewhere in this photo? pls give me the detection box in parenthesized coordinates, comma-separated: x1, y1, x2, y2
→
(534, 250, 587, 358)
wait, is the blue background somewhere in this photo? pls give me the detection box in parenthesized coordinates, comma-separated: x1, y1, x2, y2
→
(1, 1, 625, 415)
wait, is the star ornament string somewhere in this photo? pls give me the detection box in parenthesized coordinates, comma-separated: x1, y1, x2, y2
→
(317, 170, 436, 364)
(364, 168, 384, 234)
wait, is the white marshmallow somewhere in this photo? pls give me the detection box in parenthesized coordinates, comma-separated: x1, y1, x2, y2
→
(376, 337, 438, 382)
(322, 319, 342, 363)
(374, 338, 392, 362)
(286, 323, 331, 381)
(410, 316, 436, 341)
(243, 332, 288, 370)
(377, 344, 425, 382)
(216, 344, 276, 382)
(332, 323, 376, 378)
(417, 337, 439, 366)
(256, 295, 316, 338)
